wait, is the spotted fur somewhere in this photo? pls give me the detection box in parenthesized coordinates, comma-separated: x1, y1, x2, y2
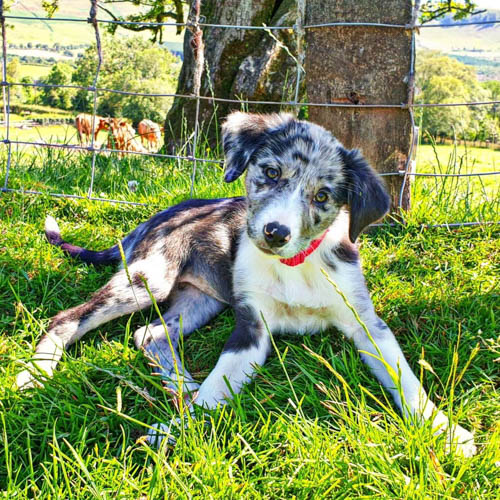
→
(16, 112, 475, 457)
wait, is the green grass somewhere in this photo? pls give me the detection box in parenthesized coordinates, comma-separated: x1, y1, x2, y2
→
(0, 139, 498, 498)
(411, 142, 499, 224)
(0, 124, 79, 144)
(18, 64, 51, 81)
(418, 143, 498, 172)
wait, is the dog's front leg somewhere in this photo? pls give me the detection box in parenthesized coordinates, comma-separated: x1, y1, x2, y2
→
(147, 304, 269, 447)
(336, 304, 476, 456)
(196, 305, 270, 409)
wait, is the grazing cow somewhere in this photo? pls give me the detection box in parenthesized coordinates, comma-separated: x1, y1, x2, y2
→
(137, 119, 162, 152)
(107, 118, 148, 156)
(75, 113, 109, 146)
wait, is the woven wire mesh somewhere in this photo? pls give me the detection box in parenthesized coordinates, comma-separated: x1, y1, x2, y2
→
(0, 0, 498, 225)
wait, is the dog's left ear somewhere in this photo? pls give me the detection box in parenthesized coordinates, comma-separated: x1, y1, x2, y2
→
(222, 112, 293, 182)
(338, 147, 391, 242)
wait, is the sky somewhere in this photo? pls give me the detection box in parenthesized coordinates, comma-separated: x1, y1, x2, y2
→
(476, 0, 499, 10)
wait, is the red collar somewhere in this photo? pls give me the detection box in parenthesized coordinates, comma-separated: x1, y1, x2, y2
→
(279, 229, 329, 267)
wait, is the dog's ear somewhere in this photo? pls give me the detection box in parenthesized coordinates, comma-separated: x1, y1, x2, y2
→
(339, 147, 390, 242)
(222, 112, 293, 182)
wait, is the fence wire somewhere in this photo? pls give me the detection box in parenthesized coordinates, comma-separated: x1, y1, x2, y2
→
(4, 13, 500, 30)
(0, 0, 498, 229)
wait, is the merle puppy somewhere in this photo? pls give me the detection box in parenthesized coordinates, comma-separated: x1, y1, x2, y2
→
(16, 112, 475, 456)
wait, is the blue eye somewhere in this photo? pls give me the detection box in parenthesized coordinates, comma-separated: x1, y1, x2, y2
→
(265, 167, 280, 180)
(314, 190, 329, 204)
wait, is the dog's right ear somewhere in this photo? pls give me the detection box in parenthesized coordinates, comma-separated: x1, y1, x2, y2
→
(338, 146, 391, 242)
(222, 112, 293, 182)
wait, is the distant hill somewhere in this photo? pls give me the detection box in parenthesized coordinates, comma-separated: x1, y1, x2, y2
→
(7, 0, 183, 52)
(417, 10, 500, 81)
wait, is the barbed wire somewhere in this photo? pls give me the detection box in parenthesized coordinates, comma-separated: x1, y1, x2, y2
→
(87, 0, 102, 199)
(1, 0, 12, 191)
(0, 1, 498, 226)
(187, 0, 204, 197)
(4, 13, 500, 30)
(398, 0, 420, 210)
(6, 81, 500, 109)
(2, 138, 497, 178)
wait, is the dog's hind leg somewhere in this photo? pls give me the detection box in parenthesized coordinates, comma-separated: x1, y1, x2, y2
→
(134, 284, 226, 396)
(15, 257, 178, 390)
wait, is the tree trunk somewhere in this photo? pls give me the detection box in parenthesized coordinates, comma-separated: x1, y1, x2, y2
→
(305, 0, 413, 211)
(164, 0, 303, 149)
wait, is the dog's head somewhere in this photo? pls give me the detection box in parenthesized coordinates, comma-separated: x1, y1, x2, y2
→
(222, 112, 389, 257)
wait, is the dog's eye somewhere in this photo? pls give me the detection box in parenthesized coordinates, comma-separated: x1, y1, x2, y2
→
(314, 190, 329, 204)
(265, 167, 280, 181)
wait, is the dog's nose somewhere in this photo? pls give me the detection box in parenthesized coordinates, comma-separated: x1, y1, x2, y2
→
(263, 222, 291, 247)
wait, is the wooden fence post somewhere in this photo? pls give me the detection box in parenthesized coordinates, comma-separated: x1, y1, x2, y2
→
(305, 0, 413, 211)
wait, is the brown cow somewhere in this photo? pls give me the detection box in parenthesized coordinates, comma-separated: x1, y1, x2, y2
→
(107, 118, 148, 156)
(75, 113, 109, 146)
(137, 119, 162, 152)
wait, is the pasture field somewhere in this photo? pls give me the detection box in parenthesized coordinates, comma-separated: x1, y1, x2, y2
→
(7, 8, 183, 50)
(0, 124, 79, 145)
(2, 105, 73, 125)
(0, 139, 498, 498)
(417, 143, 498, 172)
(412, 142, 499, 223)
(18, 64, 51, 81)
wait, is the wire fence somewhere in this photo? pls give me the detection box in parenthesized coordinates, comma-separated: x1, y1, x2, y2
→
(0, 0, 499, 227)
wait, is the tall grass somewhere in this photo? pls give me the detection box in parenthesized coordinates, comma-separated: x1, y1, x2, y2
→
(408, 136, 499, 225)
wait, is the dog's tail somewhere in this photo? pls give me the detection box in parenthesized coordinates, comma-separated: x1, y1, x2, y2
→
(45, 215, 121, 265)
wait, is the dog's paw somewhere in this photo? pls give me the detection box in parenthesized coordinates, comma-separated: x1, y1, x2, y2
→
(444, 424, 477, 458)
(431, 411, 477, 457)
(133, 324, 155, 348)
(147, 418, 186, 448)
(161, 373, 200, 399)
(195, 378, 230, 410)
(15, 368, 43, 391)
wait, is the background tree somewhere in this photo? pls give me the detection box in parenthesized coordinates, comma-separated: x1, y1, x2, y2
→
(162, 0, 490, 145)
(419, 0, 484, 23)
(6, 57, 20, 82)
(480, 80, 500, 142)
(71, 35, 180, 125)
(415, 51, 489, 140)
(20, 76, 36, 105)
(6, 57, 23, 102)
(40, 62, 74, 110)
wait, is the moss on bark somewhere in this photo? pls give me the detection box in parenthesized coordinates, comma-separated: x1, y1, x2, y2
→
(164, 0, 302, 149)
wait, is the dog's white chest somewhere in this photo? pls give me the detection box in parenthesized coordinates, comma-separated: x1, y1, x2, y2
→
(234, 234, 359, 334)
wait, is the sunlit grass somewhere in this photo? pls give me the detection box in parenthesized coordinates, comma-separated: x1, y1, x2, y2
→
(18, 64, 52, 81)
(408, 142, 499, 224)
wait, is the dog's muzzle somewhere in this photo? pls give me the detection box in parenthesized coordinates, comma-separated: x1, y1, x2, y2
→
(263, 222, 291, 248)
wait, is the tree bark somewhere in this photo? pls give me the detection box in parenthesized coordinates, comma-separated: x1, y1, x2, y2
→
(305, 0, 413, 211)
(164, 0, 303, 149)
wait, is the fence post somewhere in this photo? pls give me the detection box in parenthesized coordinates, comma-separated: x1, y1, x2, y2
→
(305, 0, 414, 211)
